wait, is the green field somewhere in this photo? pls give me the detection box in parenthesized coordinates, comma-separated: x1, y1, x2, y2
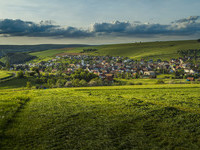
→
(30, 40, 200, 61)
(0, 71, 13, 79)
(115, 78, 198, 85)
(30, 48, 81, 62)
(1, 84, 200, 149)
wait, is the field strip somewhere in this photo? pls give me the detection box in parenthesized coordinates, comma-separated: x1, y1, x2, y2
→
(0, 73, 16, 83)
(0, 96, 30, 140)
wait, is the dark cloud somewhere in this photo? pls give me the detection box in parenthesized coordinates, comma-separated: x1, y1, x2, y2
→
(0, 19, 93, 38)
(92, 16, 200, 37)
(0, 16, 200, 38)
(92, 21, 131, 33)
(174, 16, 200, 23)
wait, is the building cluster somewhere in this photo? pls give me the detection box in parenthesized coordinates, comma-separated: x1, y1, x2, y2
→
(13, 55, 200, 80)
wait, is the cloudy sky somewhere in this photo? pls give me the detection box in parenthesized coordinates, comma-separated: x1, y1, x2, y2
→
(0, 0, 200, 45)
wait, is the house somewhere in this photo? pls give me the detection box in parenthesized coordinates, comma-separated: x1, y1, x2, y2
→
(144, 71, 155, 76)
(187, 77, 195, 81)
(105, 74, 114, 81)
(189, 69, 197, 74)
(184, 69, 190, 73)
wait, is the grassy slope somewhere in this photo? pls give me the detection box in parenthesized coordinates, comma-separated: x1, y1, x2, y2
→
(1, 84, 200, 149)
(0, 53, 36, 64)
(0, 71, 13, 79)
(30, 48, 80, 62)
(115, 78, 191, 85)
(80, 40, 200, 60)
(30, 40, 200, 61)
(0, 78, 29, 89)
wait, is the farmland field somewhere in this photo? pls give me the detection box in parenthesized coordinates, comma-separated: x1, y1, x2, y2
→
(1, 84, 200, 149)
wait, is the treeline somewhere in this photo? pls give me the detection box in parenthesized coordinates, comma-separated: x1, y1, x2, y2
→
(0, 44, 89, 57)
(17, 69, 114, 89)
(82, 49, 97, 53)
(177, 49, 200, 60)
(4, 53, 37, 64)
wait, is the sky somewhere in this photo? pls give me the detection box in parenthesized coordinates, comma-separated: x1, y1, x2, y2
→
(0, 0, 200, 45)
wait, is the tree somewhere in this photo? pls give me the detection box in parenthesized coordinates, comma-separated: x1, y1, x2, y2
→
(56, 79, 66, 87)
(31, 67, 40, 76)
(25, 71, 35, 77)
(65, 81, 73, 87)
(156, 79, 165, 84)
(88, 80, 97, 86)
(72, 79, 80, 87)
(79, 79, 88, 87)
(70, 69, 98, 82)
(88, 78, 103, 86)
(16, 71, 24, 78)
(47, 78, 56, 88)
(26, 82, 32, 89)
(5, 61, 10, 70)
(134, 73, 140, 79)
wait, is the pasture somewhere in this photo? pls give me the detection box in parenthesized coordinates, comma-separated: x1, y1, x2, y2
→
(0, 84, 200, 149)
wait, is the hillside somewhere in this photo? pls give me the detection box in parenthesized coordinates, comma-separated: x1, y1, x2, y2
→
(76, 40, 200, 60)
(1, 40, 199, 64)
(1, 53, 37, 64)
(30, 40, 200, 61)
(1, 84, 200, 149)
(0, 44, 89, 57)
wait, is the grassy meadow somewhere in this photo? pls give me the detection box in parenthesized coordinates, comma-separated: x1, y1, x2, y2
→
(1, 84, 200, 149)
(115, 78, 199, 85)
(0, 71, 13, 79)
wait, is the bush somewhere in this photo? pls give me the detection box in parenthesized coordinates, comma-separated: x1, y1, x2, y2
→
(65, 81, 73, 87)
(47, 78, 56, 88)
(16, 71, 24, 78)
(136, 82, 143, 85)
(88, 80, 97, 86)
(72, 79, 81, 87)
(56, 79, 66, 87)
(26, 82, 32, 89)
(88, 78, 103, 86)
(79, 79, 88, 87)
(127, 82, 135, 85)
(156, 79, 165, 84)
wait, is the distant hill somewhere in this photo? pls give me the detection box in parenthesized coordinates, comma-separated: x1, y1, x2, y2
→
(0, 44, 90, 57)
(1, 40, 200, 64)
(30, 40, 200, 61)
(74, 40, 200, 60)
(1, 53, 37, 64)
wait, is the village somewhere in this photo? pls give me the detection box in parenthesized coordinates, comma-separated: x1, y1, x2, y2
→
(12, 54, 200, 81)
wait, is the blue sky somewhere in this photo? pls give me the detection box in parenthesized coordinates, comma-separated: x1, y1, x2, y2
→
(0, 0, 200, 44)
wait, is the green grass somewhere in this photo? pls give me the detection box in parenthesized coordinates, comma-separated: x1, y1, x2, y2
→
(30, 48, 79, 62)
(156, 74, 175, 79)
(1, 84, 200, 149)
(0, 78, 28, 89)
(0, 71, 13, 79)
(115, 78, 194, 85)
(90, 40, 200, 60)
(30, 40, 200, 61)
